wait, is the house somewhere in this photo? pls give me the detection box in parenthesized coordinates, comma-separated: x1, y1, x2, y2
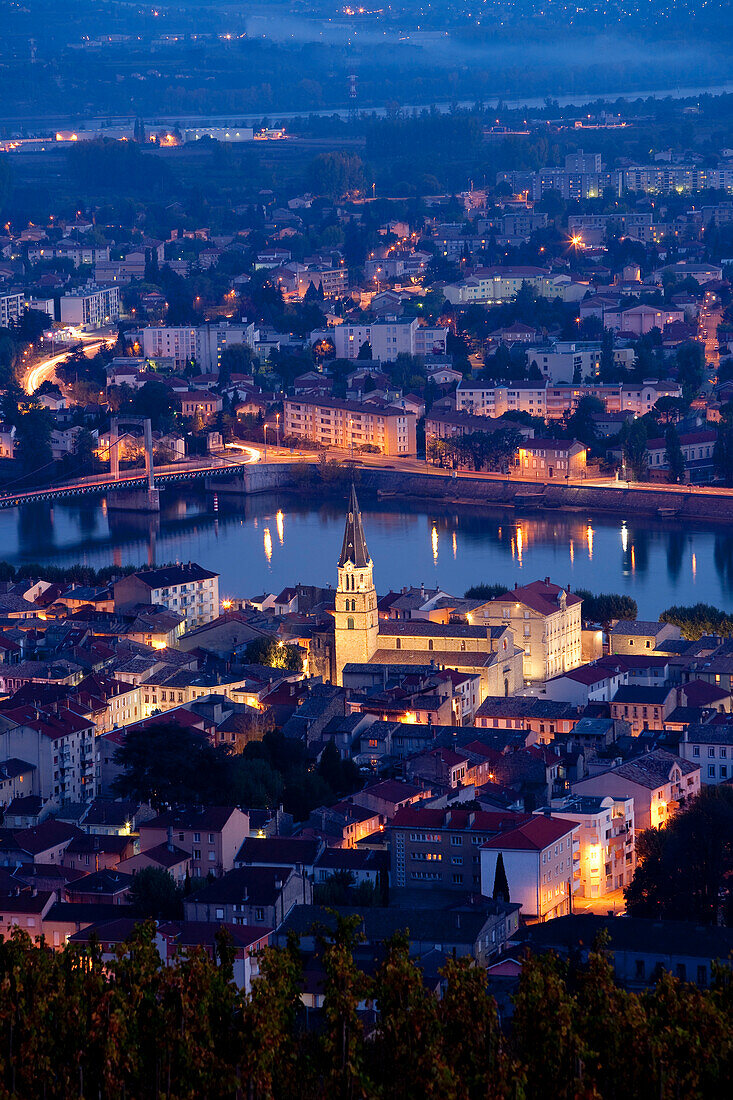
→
(479, 814, 581, 922)
(138, 806, 249, 877)
(353, 779, 428, 820)
(313, 847, 388, 888)
(544, 662, 627, 706)
(184, 865, 311, 927)
(515, 439, 587, 480)
(678, 724, 733, 785)
(474, 696, 579, 743)
(118, 841, 192, 885)
(0, 705, 97, 805)
(235, 836, 323, 881)
(645, 429, 717, 483)
(274, 899, 521, 967)
(572, 749, 700, 830)
(177, 391, 223, 420)
(609, 685, 677, 735)
(521, 915, 733, 988)
(609, 620, 681, 655)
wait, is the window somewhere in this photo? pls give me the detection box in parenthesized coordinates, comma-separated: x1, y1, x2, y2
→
(193, 849, 201, 860)
(693, 746, 700, 757)
(709, 765, 716, 779)
(428, 639, 434, 651)
(193, 833, 201, 843)
(708, 747, 715, 757)
(676, 963, 686, 981)
(697, 965, 707, 985)
(347, 617, 354, 630)
(255, 908, 265, 922)
(450, 835, 462, 846)
(215, 908, 224, 920)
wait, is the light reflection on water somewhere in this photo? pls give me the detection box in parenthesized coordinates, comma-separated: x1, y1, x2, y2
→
(0, 487, 730, 618)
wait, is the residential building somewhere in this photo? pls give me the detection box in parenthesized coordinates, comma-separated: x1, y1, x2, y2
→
(540, 795, 635, 897)
(184, 865, 310, 926)
(609, 620, 681, 656)
(472, 579, 583, 683)
(0, 292, 23, 328)
(610, 685, 677, 735)
(479, 815, 581, 922)
(645, 429, 717, 482)
(0, 706, 96, 805)
(522, 915, 733, 988)
(114, 563, 220, 630)
(58, 283, 120, 328)
(284, 396, 416, 456)
(572, 749, 701, 830)
(318, 317, 447, 361)
(515, 438, 587, 479)
(390, 804, 532, 892)
(679, 724, 733, 785)
(138, 806, 249, 877)
(178, 390, 223, 421)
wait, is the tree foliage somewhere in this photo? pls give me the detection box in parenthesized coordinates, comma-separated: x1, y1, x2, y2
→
(0, 925, 731, 1098)
(625, 786, 733, 924)
(244, 636, 303, 671)
(574, 588, 638, 625)
(660, 602, 733, 639)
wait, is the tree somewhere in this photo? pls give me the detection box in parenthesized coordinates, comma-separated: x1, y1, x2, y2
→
(14, 404, 53, 478)
(714, 405, 733, 485)
(574, 589, 638, 626)
(464, 583, 507, 600)
(112, 722, 233, 809)
(620, 416, 648, 480)
(356, 340, 373, 360)
(244, 636, 303, 671)
(129, 867, 184, 920)
(73, 427, 98, 475)
(660, 602, 733, 639)
(664, 423, 686, 484)
(0, 154, 11, 213)
(308, 152, 365, 201)
(492, 852, 510, 903)
(625, 786, 733, 924)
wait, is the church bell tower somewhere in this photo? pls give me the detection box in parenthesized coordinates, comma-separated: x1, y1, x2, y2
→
(333, 485, 378, 685)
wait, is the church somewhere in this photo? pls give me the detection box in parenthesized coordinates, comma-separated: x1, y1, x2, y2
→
(310, 486, 524, 700)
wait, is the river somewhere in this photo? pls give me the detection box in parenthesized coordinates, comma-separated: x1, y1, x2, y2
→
(3, 487, 733, 618)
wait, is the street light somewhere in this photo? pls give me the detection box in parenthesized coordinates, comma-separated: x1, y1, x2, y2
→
(276, 412, 280, 448)
(263, 422, 269, 461)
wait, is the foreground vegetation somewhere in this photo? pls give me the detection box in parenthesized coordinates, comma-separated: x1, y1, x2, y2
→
(0, 921, 731, 1099)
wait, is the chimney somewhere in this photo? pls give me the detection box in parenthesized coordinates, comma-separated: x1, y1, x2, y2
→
(514, 582, 518, 590)
(167, 825, 174, 852)
(544, 577, 550, 586)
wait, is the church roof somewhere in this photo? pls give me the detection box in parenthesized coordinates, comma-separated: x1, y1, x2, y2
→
(338, 485, 371, 569)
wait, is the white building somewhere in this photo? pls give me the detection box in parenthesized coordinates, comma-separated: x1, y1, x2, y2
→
(319, 317, 447, 361)
(539, 795, 635, 898)
(0, 706, 97, 806)
(59, 283, 120, 328)
(0, 292, 23, 328)
(479, 815, 580, 922)
(113, 563, 220, 630)
(443, 268, 588, 306)
(139, 322, 257, 373)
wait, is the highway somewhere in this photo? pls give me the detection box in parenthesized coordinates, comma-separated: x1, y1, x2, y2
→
(23, 333, 114, 395)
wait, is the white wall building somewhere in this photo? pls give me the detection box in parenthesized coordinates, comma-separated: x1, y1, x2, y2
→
(59, 283, 120, 328)
(539, 795, 635, 898)
(0, 292, 23, 328)
(479, 815, 580, 922)
(320, 317, 447, 361)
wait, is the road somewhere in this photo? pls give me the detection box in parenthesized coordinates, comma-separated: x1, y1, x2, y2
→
(699, 291, 722, 389)
(23, 333, 114, 395)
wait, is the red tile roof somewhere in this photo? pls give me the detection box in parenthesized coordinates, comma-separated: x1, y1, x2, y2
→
(483, 815, 577, 851)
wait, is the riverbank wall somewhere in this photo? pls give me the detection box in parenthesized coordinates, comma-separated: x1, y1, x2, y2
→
(225, 460, 733, 525)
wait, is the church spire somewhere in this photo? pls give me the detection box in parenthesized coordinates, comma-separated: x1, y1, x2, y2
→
(338, 484, 370, 568)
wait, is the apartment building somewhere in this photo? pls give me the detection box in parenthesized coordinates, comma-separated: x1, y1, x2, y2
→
(0, 705, 97, 805)
(645, 429, 717, 481)
(456, 380, 681, 420)
(283, 396, 416, 456)
(479, 815, 581, 922)
(114, 563, 220, 630)
(443, 268, 587, 306)
(567, 212, 659, 246)
(678, 726, 733, 785)
(58, 283, 120, 328)
(195, 321, 258, 373)
(473, 579, 583, 683)
(139, 326, 197, 369)
(178, 390, 223, 420)
(624, 164, 733, 195)
(572, 749, 700, 830)
(540, 795, 635, 898)
(0, 292, 23, 327)
(321, 317, 447, 361)
(390, 804, 533, 892)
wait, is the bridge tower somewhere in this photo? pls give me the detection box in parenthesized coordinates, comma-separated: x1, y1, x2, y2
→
(108, 415, 159, 511)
